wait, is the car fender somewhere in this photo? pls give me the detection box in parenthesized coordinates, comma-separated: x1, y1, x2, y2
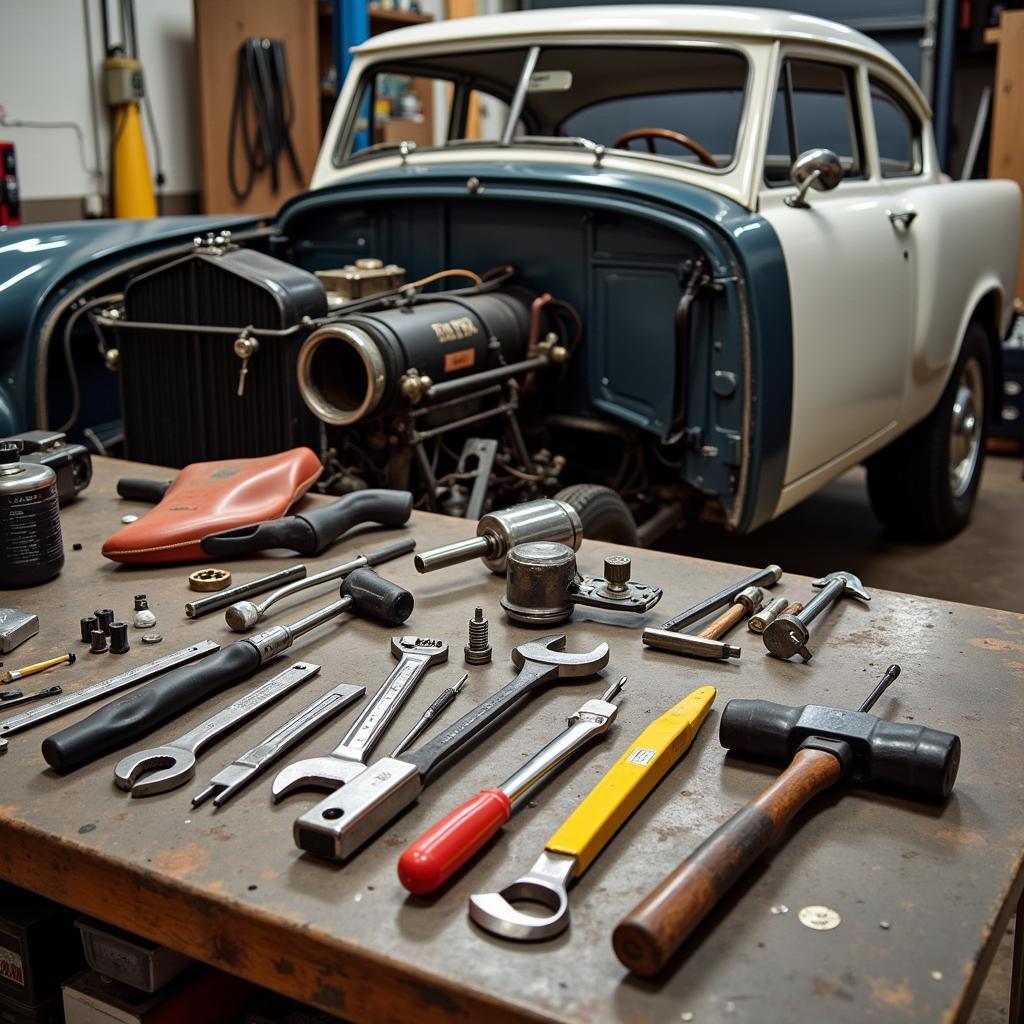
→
(897, 179, 1019, 429)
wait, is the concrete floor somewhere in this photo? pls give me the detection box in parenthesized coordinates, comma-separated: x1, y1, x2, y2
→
(664, 451, 1024, 613)
(663, 450, 1023, 1023)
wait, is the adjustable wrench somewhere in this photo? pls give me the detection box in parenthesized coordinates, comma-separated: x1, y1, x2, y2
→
(291, 635, 610, 863)
(399, 677, 626, 894)
(192, 682, 367, 808)
(272, 636, 449, 800)
(114, 662, 322, 797)
(468, 686, 715, 941)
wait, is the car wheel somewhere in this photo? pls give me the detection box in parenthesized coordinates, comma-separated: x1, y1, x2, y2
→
(553, 483, 639, 545)
(866, 320, 992, 539)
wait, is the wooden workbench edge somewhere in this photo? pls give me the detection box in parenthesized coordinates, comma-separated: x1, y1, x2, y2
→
(0, 813, 554, 1024)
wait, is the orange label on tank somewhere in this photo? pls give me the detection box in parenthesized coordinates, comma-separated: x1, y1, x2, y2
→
(444, 348, 476, 372)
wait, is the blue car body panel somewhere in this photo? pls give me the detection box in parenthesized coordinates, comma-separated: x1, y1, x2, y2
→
(0, 161, 792, 532)
(277, 162, 793, 531)
(0, 216, 258, 433)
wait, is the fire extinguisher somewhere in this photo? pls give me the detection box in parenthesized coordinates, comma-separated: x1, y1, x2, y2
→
(0, 141, 20, 227)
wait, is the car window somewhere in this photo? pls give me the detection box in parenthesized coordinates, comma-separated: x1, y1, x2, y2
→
(337, 48, 528, 161)
(544, 48, 748, 169)
(764, 59, 864, 186)
(335, 46, 749, 171)
(870, 77, 921, 177)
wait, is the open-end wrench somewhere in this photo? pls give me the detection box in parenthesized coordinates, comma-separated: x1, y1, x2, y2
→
(763, 570, 871, 662)
(192, 682, 367, 809)
(272, 636, 449, 800)
(114, 662, 322, 797)
(399, 678, 626, 895)
(467, 686, 715, 941)
(291, 635, 610, 863)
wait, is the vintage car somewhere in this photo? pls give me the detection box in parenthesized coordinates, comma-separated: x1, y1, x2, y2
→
(0, 6, 1019, 544)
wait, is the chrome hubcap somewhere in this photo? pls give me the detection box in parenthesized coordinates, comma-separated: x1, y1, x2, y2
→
(949, 358, 983, 499)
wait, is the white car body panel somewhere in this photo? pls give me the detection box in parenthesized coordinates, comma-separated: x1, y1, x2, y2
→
(311, 4, 1022, 529)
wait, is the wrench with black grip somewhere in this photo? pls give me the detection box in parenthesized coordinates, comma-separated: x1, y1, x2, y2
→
(42, 570, 412, 772)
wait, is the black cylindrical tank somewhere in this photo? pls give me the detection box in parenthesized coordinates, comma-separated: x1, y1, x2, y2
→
(297, 290, 532, 426)
(0, 442, 64, 586)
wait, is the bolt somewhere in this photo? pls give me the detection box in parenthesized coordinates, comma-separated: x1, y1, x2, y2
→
(603, 555, 632, 595)
(464, 607, 492, 665)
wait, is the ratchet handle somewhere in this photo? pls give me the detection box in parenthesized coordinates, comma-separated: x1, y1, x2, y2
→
(546, 686, 716, 876)
(42, 642, 261, 772)
(398, 789, 512, 894)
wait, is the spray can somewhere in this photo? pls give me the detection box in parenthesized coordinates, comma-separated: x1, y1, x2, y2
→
(0, 442, 64, 586)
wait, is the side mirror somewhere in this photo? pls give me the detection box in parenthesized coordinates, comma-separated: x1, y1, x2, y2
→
(785, 148, 843, 208)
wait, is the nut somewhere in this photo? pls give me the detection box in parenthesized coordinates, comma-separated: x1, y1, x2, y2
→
(189, 568, 233, 592)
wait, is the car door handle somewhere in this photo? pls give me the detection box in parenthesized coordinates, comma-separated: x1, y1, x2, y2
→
(888, 209, 917, 229)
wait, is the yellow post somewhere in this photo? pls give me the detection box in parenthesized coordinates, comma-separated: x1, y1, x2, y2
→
(106, 55, 157, 218)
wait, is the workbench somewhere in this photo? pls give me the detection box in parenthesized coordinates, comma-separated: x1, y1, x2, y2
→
(2, 457, 1022, 1024)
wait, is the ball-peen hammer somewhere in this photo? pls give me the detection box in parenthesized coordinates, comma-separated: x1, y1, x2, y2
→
(613, 665, 961, 976)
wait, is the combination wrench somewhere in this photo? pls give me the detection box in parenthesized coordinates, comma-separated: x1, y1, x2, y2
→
(114, 663, 322, 797)
(271, 636, 449, 800)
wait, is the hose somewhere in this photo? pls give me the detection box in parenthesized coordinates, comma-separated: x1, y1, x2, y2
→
(228, 38, 303, 201)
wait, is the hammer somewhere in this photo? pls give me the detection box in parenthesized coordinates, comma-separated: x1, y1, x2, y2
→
(643, 586, 766, 660)
(613, 665, 962, 976)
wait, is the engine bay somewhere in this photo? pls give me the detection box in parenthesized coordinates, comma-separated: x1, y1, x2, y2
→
(40, 189, 750, 543)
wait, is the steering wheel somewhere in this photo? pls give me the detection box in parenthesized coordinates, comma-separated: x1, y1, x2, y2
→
(612, 128, 717, 168)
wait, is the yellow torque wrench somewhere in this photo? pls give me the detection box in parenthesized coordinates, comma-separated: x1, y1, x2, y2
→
(468, 686, 716, 941)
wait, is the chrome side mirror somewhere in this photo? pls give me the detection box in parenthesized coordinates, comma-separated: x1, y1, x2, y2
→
(785, 148, 843, 208)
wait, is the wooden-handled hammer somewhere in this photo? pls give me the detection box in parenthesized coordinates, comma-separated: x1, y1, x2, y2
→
(612, 665, 962, 976)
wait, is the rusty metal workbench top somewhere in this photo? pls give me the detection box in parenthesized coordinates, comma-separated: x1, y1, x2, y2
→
(1, 457, 1022, 1023)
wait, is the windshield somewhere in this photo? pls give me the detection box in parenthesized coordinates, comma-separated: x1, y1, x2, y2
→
(335, 44, 749, 171)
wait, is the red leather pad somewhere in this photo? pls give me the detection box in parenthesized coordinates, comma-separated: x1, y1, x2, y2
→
(102, 448, 322, 564)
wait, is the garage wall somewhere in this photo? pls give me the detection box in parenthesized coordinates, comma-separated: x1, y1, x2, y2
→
(0, 0, 197, 219)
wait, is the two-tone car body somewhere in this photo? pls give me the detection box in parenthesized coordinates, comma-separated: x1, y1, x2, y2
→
(1, 6, 1019, 539)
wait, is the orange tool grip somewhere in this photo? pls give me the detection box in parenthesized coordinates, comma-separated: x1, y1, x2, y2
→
(398, 789, 512, 894)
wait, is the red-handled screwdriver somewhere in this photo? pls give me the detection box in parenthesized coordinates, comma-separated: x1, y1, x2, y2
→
(398, 678, 625, 895)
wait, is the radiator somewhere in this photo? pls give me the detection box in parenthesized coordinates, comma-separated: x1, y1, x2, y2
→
(119, 246, 325, 468)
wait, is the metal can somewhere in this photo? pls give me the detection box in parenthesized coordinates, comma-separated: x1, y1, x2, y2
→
(0, 442, 64, 586)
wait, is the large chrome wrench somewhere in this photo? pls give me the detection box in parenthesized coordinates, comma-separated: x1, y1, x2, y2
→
(271, 636, 448, 800)
(292, 635, 611, 863)
(113, 662, 321, 797)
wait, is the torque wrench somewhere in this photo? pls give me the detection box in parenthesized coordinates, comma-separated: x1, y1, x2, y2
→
(399, 677, 625, 894)
(0, 641, 220, 737)
(192, 682, 366, 809)
(114, 662, 322, 797)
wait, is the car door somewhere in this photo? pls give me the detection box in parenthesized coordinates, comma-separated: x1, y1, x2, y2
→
(758, 57, 913, 495)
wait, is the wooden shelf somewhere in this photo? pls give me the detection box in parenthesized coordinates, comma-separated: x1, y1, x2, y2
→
(369, 6, 433, 33)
